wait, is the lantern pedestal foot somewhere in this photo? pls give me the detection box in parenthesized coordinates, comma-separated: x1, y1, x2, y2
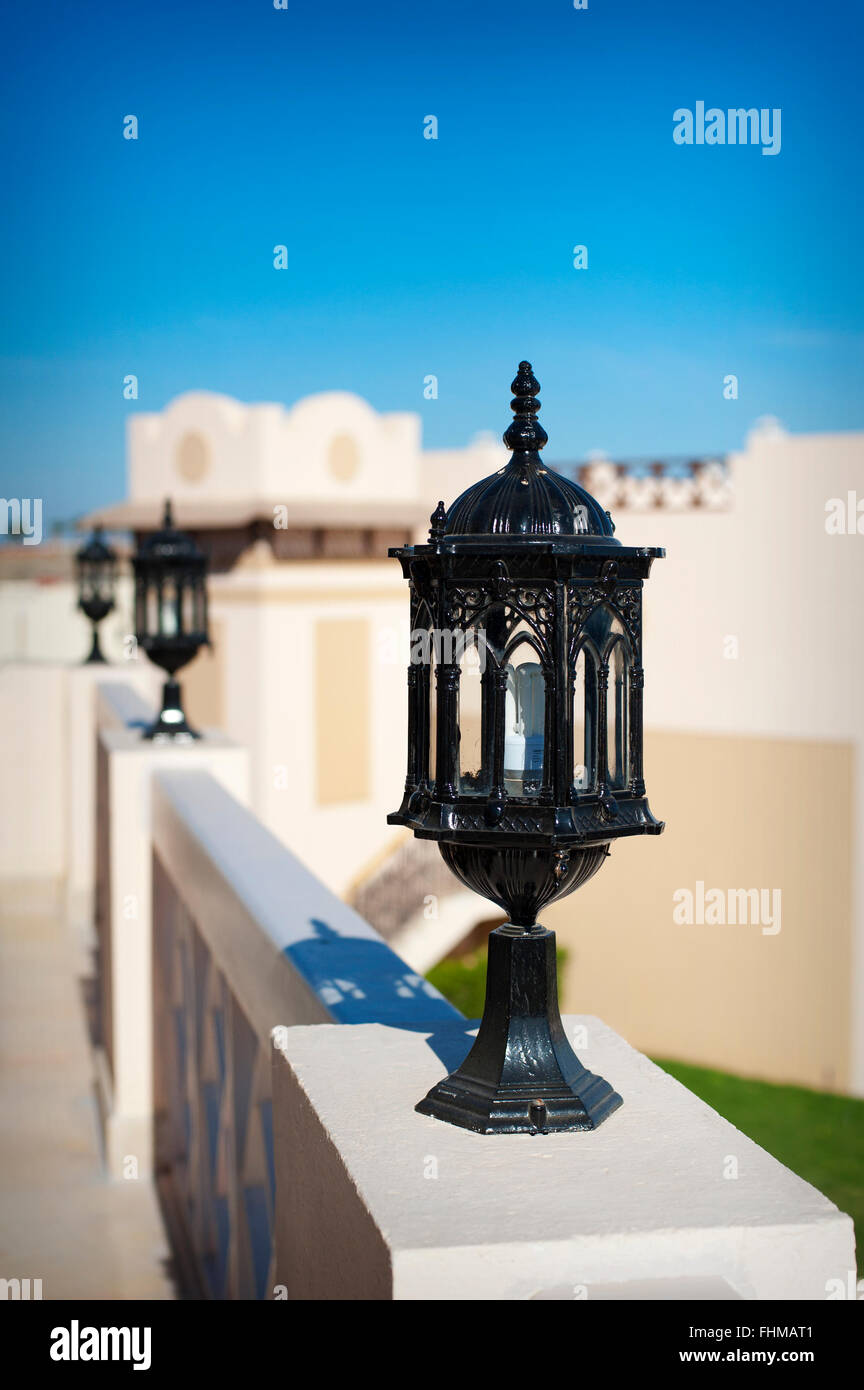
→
(143, 678, 200, 742)
(416, 924, 622, 1135)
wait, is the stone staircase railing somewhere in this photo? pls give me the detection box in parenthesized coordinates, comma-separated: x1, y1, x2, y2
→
(349, 833, 462, 943)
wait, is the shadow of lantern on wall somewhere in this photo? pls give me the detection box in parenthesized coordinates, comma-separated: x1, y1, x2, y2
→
(132, 499, 210, 741)
(389, 362, 665, 1135)
(76, 525, 117, 664)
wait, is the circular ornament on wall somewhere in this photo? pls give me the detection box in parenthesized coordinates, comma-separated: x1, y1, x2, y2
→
(327, 433, 360, 482)
(176, 432, 210, 483)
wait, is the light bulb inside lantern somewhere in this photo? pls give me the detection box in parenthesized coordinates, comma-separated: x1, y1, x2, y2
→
(160, 596, 178, 637)
(504, 661, 544, 793)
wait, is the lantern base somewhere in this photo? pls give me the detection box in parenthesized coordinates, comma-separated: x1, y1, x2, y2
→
(416, 924, 622, 1135)
(143, 679, 201, 742)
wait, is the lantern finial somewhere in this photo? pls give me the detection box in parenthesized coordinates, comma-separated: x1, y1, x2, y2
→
(503, 359, 548, 457)
(428, 500, 447, 543)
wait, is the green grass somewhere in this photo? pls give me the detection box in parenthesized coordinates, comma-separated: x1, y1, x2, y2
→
(426, 946, 489, 1020)
(655, 1058, 864, 1275)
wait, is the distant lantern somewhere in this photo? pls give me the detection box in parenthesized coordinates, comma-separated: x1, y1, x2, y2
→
(132, 499, 209, 741)
(76, 525, 117, 664)
(388, 362, 665, 1135)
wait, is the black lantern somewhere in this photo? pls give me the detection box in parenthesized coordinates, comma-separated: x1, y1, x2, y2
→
(76, 525, 117, 664)
(132, 499, 209, 741)
(389, 362, 665, 1135)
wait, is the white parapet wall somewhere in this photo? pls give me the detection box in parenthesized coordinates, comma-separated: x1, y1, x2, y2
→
(95, 701, 250, 1178)
(67, 667, 160, 928)
(149, 767, 461, 1298)
(272, 1016, 856, 1301)
(0, 663, 68, 883)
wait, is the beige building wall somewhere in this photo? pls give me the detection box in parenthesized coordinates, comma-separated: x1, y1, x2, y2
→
(181, 618, 225, 730)
(205, 559, 407, 895)
(621, 426, 864, 1092)
(315, 618, 370, 806)
(551, 729, 853, 1091)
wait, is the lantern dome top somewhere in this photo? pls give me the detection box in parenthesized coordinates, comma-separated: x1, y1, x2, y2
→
(137, 499, 204, 563)
(441, 362, 616, 542)
(76, 524, 116, 564)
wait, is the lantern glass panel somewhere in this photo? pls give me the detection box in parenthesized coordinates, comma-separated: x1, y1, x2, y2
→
(146, 585, 159, 635)
(503, 637, 546, 796)
(160, 578, 179, 637)
(197, 578, 208, 634)
(608, 638, 629, 789)
(81, 561, 107, 602)
(411, 602, 434, 787)
(428, 646, 437, 787)
(457, 637, 488, 794)
(582, 600, 622, 651)
(573, 646, 593, 791)
(181, 583, 195, 633)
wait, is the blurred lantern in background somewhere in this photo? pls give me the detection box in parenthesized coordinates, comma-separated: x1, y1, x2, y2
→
(389, 361, 665, 1135)
(132, 499, 209, 741)
(76, 525, 117, 664)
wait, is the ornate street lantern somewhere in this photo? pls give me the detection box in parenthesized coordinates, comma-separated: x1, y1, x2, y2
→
(132, 499, 209, 741)
(76, 525, 117, 664)
(389, 362, 665, 1135)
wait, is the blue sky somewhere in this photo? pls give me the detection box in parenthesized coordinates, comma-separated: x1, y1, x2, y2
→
(1, 0, 862, 530)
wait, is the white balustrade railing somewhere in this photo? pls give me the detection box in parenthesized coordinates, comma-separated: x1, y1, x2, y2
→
(572, 458, 732, 512)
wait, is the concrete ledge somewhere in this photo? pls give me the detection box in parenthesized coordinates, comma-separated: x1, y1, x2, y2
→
(272, 1016, 856, 1301)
